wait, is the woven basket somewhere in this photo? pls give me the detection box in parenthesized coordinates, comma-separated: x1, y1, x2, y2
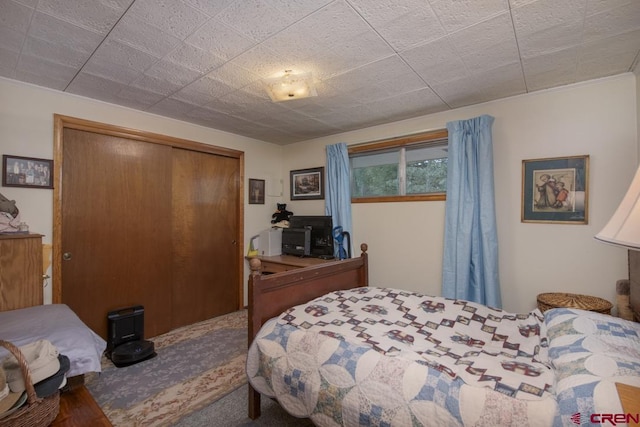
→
(0, 340, 60, 427)
(537, 292, 613, 314)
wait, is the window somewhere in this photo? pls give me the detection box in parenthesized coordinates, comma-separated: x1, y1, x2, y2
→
(349, 129, 448, 203)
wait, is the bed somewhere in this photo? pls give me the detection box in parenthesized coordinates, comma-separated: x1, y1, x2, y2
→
(246, 244, 640, 426)
(0, 304, 106, 380)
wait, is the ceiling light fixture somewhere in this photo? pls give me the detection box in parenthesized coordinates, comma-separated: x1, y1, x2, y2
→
(263, 70, 317, 102)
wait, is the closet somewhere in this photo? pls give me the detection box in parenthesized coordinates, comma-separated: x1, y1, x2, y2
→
(53, 115, 243, 339)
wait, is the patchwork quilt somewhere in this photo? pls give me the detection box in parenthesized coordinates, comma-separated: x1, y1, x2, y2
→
(247, 287, 559, 426)
(545, 308, 640, 427)
(247, 289, 640, 426)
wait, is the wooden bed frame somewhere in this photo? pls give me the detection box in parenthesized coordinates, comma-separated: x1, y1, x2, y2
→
(247, 243, 369, 419)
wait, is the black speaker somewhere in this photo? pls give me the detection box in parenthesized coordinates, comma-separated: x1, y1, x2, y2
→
(282, 227, 311, 256)
(106, 305, 156, 367)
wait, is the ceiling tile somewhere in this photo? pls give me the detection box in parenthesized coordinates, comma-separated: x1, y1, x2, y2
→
(147, 97, 197, 119)
(164, 43, 225, 74)
(17, 54, 79, 90)
(577, 29, 640, 79)
(12, 0, 38, 7)
(128, 0, 210, 40)
(205, 62, 260, 91)
(229, 44, 290, 79)
(115, 85, 165, 109)
(449, 13, 520, 72)
(109, 14, 182, 58)
(36, 0, 131, 35)
(28, 11, 104, 55)
(430, 0, 510, 33)
(186, 18, 256, 61)
(511, 0, 586, 58)
(129, 73, 181, 96)
(0, 48, 20, 77)
(347, 0, 445, 51)
(66, 72, 128, 101)
(586, 0, 637, 16)
(401, 37, 468, 84)
(1, 0, 637, 144)
(172, 75, 235, 105)
(364, 87, 449, 122)
(180, 0, 235, 17)
(214, 0, 302, 42)
(583, 2, 640, 43)
(23, 35, 90, 68)
(0, 26, 26, 52)
(324, 55, 426, 103)
(0, 0, 34, 34)
(522, 47, 578, 91)
(143, 58, 202, 88)
(86, 39, 159, 80)
(303, 1, 378, 46)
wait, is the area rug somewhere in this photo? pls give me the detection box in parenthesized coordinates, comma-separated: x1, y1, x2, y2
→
(86, 310, 248, 426)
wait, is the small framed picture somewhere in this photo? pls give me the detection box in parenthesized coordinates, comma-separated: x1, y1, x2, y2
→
(290, 167, 324, 200)
(249, 178, 265, 204)
(521, 155, 589, 224)
(2, 155, 53, 189)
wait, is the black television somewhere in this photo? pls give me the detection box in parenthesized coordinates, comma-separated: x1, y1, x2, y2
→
(288, 215, 334, 258)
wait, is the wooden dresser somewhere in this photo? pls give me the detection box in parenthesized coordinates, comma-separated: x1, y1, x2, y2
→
(0, 233, 43, 311)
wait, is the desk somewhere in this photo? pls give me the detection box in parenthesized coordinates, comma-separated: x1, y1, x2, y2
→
(247, 255, 333, 274)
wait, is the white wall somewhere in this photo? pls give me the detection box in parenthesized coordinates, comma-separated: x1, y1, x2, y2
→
(0, 77, 284, 304)
(2, 74, 637, 314)
(284, 74, 638, 313)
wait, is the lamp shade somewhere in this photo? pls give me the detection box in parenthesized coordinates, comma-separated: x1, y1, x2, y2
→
(263, 70, 317, 102)
(595, 165, 640, 249)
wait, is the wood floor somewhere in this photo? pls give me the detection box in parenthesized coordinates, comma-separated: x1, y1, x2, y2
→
(51, 385, 111, 427)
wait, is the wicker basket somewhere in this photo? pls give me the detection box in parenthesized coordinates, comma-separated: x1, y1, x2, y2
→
(537, 292, 613, 314)
(0, 340, 60, 427)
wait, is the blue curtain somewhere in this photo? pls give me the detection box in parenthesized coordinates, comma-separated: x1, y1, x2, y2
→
(442, 115, 502, 307)
(325, 143, 352, 258)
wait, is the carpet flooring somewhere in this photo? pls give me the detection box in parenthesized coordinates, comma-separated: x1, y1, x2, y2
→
(86, 310, 248, 426)
(173, 384, 315, 427)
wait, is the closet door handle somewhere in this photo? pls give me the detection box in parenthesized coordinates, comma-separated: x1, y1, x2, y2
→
(62, 252, 72, 261)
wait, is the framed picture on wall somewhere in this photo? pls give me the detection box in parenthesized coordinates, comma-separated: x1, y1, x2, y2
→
(521, 155, 589, 224)
(290, 167, 324, 200)
(2, 155, 53, 189)
(249, 178, 265, 204)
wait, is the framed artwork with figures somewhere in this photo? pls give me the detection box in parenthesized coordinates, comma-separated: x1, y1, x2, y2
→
(521, 155, 589, 224)
(2, 155, 53, 189)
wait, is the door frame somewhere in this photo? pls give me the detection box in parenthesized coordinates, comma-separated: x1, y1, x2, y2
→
(52, 114, 245, 310)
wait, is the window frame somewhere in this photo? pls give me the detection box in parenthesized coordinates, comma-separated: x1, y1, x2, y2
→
(348, 129, 448, 203)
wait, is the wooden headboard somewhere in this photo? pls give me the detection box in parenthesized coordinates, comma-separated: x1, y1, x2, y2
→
(627, 250, 640, 322)
(248, 243, 369, 345)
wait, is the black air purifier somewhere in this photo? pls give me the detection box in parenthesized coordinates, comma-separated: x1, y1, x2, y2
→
(106, 305, 156, 367)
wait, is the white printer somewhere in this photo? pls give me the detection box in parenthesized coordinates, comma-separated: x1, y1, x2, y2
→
(258, 227, 283, 256)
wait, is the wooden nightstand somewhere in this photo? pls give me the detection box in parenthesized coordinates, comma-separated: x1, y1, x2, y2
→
(536, 292, 613, 314)
(616, 383, 640, 426)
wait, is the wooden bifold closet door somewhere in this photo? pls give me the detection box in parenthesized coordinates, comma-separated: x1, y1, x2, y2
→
(59, 124, 241, 339)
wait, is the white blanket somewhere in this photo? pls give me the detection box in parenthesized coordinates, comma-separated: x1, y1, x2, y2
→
(0, 304, 106, 377)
